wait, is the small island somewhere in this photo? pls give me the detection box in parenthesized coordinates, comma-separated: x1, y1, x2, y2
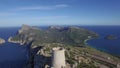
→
(105, 35, 118, 40)
(0, 38, 5, 44)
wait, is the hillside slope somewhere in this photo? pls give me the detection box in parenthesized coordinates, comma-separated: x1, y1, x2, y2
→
(9, 25, 120, 68)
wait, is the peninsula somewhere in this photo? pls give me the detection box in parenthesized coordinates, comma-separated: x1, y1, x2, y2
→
(9, 25, 120, 68)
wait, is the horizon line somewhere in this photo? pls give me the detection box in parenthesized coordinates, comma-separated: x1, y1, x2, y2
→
(0, 24, 120, 27)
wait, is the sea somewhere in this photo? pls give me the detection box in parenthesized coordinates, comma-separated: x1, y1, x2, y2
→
(0, 26, 120, 68)
(80, 26, 120, 56)
(0, 27, 29, 68)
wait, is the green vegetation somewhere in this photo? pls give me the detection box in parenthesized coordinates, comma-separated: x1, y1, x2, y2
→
(11, 25, 98, 47)
(11, 25, 120, 68)
(11, 35, 21, 41)
(77, 62, 99, 68)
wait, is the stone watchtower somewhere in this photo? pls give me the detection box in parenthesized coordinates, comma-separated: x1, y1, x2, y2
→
(51, 47, 66, 68)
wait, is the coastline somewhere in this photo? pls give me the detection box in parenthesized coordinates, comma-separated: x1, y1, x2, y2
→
(84, 38, 120, 65)
(8, 37, 25, 45)
(84, 36, 94, 45)
(84, 37, 106, 52)
(84, 37, 120, 58)
(84, 37, 108, 55)
(84, 38, 90, 45)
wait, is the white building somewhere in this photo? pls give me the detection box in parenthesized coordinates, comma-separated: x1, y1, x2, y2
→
(51, 47, 66, 68)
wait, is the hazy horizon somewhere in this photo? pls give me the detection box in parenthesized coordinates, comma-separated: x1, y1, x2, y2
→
(0, 24, 120, 28)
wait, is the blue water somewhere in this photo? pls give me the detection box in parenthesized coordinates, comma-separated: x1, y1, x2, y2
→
(80, 26, 120, 56)
(0, 27, 29, 68)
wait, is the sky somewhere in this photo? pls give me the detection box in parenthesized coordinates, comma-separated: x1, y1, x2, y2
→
(0, 0, 120, 27)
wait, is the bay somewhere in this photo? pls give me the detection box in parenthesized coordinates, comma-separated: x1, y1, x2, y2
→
(80, 26, 120, 56)
(0, 27, 29, 68)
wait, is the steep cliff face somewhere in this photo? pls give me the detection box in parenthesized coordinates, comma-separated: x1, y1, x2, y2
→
(8, 24, 40, 45)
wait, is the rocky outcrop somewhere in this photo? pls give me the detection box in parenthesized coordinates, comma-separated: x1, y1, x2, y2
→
(0, 38, 5, 44)
(8, 37, 25, 45)
(8, 24, 37, 45)
(18, 24, 40, 34)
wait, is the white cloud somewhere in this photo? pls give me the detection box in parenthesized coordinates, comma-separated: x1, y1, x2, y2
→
(0, 12, 16, 16)
(0, 4, 69, 16)
(54, 4, 68, 8)
(16, 4, 69, 11)
(32, 16, 70, 19)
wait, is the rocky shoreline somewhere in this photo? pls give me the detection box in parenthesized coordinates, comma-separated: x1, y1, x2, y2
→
(0, 38, 5, 44)
(8, 37, 25, 45)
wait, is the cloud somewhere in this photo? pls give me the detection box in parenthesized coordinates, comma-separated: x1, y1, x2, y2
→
(16, 4, 69, 11)
(31, 15, 70, 19)
(0, 4, 69, 17)
(0, 12, 16, 16)
(55, 4, 68, 8)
